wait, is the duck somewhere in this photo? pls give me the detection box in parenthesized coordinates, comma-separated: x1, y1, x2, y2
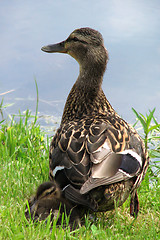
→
(25, 181, 81, 228)
(41, 27, 149, 217)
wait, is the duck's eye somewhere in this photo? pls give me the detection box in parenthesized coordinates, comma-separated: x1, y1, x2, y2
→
(72, 37, 79, 42)
(67, 36, 87, 44)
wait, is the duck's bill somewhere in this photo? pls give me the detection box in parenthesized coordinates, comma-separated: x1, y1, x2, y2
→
(41, 41, 67, 53)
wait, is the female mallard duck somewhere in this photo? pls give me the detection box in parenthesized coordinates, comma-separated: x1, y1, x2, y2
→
(41, 27, 149, 216)
(25, 181, 80, 227)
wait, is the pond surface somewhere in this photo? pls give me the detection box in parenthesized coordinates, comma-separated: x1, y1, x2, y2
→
(0, 0, 160, 131)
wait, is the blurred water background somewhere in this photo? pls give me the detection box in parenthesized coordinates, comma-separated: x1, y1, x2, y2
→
(0, 0, 160, 133)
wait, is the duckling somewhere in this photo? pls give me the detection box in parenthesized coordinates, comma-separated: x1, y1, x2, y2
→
(41, 27, 149, 217)
(25, 181, 80, 227)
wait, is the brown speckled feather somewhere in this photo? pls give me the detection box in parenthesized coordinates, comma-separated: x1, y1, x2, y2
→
(49, 114, 146, 191)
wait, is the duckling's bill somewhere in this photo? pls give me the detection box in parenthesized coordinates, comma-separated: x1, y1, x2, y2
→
(41, 41, 67, 53)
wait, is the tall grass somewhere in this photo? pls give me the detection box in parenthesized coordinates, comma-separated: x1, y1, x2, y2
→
(0, 94, 159, 239)
(132, 108, 160, 178)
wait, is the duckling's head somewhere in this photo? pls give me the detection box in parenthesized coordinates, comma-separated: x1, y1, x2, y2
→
(36, 181, 61, 200)
(25, 181, 81, 227)
(41, 27, 108, 76)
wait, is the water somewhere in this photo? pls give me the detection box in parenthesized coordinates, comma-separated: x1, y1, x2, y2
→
(1, 0, 160, 130)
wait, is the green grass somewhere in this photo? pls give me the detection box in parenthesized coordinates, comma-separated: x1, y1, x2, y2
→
(0, 106, 160, 239)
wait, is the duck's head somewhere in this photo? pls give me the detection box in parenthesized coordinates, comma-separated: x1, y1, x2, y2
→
(41, 27, 108, 75)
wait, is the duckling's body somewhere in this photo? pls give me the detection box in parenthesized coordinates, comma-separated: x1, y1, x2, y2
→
(25, 182, 80, 227)
(41, 28, 149, 216)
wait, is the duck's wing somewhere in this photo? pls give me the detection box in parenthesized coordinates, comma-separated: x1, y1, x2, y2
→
(80, 152, 142, 194)
(80, 118, 143, 194)
(50, 117, 144, 194)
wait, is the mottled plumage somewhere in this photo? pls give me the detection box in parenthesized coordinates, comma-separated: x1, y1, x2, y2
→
(41, 27, 149, 217)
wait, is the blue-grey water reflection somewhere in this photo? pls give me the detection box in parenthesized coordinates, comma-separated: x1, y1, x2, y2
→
(0, 0, 160, 130)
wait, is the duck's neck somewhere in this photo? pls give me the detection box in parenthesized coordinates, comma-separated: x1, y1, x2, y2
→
(61, 51, 114, 124)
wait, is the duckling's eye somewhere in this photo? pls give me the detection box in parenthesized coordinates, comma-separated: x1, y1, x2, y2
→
(45, 191, 51, 196)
